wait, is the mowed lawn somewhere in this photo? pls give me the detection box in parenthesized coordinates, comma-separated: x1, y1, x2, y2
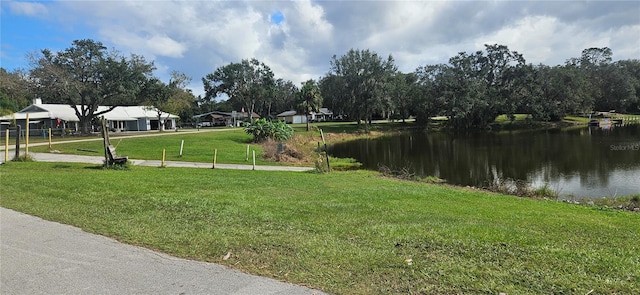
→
(27, 128, 279, 165)
(1, 162, 638, 294)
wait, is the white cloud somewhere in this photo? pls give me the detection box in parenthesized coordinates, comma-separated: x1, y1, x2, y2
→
(6, 1, 47, 16)
(475, 15, 640, 66)
(4, 0, 638, 96)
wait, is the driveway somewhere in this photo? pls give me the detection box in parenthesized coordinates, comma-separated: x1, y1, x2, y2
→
(0, 207, 326, 295)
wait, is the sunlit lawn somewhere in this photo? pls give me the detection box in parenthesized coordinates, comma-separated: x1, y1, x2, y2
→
(25, 128, 275, 165)
(1, 162, 638, 294)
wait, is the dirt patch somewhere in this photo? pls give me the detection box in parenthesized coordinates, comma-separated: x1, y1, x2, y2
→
(260, 139, 308, 164)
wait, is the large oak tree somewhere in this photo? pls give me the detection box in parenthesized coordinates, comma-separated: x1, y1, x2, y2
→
(29, 39, 155, 134)
(328, 49, 397, 128)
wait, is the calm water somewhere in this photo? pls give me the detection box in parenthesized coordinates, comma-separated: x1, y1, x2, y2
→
(328, 125, 640, 198)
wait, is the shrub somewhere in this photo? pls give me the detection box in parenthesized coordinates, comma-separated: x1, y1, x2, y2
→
(245, 119, 293, 142)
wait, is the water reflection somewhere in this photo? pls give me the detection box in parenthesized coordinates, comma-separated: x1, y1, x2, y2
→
(328, 125, 640, 198)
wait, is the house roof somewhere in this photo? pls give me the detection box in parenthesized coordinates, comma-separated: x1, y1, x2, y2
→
(318, 108, 333, 115)
(276, 110, 298, 117)
(0, 104, 178, 122)
(193, 111, 261, 119)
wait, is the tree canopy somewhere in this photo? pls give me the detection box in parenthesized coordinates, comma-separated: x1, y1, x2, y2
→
(328, 49, 397, 128)
(298, 79, 323, 131)
(140, 71, 195, 131)
(202, 58, 275, 121)
(28, 39, 155, 134)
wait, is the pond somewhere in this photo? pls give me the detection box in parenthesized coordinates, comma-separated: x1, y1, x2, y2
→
(328, 124, 640, 198)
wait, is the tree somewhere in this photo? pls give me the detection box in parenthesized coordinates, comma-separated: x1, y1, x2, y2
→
(202, 58, 275, 122)
(423, 44, 526, 128)
(140, 71, 194, 131)
(271, 79, 299, 118)
(615, 59, 640, 112)
(569, 47, 614, 112)
(386, 72, 419, 122)
(530, 64, 589, 121)
(319, 75, 348, 120)
(328, 49, 397, 129)
(414, 64, 450, 124)
(0, 68, 31, 115)
(298, 79, 323, 131)
(29, 39, 155, 134)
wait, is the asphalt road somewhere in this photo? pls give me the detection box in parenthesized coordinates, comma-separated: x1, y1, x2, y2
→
(0, 207, 326, 295)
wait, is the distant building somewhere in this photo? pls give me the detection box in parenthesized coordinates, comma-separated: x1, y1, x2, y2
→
(312, 108, 334, 122)
(193, 111, 260, 127)
(277, 110, 307, 124)
(277, 108, 333, 124)
(0, 99, 179, 134)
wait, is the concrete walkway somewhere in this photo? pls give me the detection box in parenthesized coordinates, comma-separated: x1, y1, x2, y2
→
(1, 151, 313, 172)
(0, 207, 325, 295)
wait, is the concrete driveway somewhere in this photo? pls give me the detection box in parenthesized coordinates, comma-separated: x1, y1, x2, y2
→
(0, 207, 326, 295)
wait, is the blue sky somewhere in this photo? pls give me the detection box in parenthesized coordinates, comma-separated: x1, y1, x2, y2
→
(2, 1, 639, 97)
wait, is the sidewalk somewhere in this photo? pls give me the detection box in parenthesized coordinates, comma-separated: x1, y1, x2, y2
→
(0, 207, 326, 295)
(0, 151, 314, 172)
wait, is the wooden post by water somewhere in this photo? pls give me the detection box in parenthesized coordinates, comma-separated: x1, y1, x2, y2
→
(320, 129, 330, 172)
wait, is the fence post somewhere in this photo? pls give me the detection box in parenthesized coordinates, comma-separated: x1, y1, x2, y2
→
(246, 145, 249, 161)
(212, 149, 217, 169)
(14, 125, 20, 160)
(252, 150, 256, 170)
(4, 129, 8, 163)
(179, 140, 184, 157)
(48, 128, 52, 149)
(25, 113, 29, 156)
(162, 149, 166, 167)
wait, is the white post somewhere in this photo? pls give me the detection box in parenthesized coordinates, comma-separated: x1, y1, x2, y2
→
(246, 145, 250, 161)
(252, 150, 256, 170)
(179, 140, 184, 157)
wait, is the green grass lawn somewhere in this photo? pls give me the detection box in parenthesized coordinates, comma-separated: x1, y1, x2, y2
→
(1, 162, 638, 294)
(25, 129, 277, 165)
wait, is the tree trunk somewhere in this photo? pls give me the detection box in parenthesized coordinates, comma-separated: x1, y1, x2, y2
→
(80, 116, 92, 135)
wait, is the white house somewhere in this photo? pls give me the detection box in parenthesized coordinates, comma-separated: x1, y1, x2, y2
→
(277, 110, 307, 124)
(311, 108, 334, 122)
(0, 99, 179, 134)
(277, 108, 334, 124)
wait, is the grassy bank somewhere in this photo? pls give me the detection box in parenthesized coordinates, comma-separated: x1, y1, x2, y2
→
(1, 162, 638, 294)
